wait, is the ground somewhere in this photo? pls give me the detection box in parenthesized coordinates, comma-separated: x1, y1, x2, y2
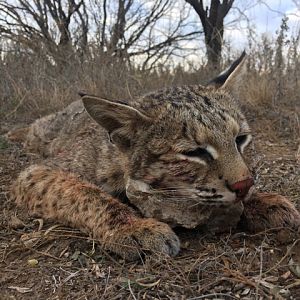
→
(0, 102, 299, 300)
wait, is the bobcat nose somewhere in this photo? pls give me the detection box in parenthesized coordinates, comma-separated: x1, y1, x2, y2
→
(229, 178, 254, 198)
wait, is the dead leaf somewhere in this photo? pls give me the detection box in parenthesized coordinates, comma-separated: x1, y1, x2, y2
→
(281, 271, 291, 280)
(241, 288, 250, 296)
(182, 241, 190, 249)
(222, 257, 230, 269)
(91, 263, 105, 278)
(265, 276, 279, 283)
(20, 231, 42, 247)
(288, 258, 300, 278)
(71, 250, 80, 260)
(285, 279, 300, 289)
(88, 257, 105, 278)
(9, 215, 25, 229)
(27, 259, 39, 267)
(8, 286, 32, 293)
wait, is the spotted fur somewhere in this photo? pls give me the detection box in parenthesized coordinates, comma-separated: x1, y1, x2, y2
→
(10, 53, 300, 259)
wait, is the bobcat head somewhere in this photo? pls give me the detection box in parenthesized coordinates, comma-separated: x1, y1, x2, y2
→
(83, 53, 254, 224)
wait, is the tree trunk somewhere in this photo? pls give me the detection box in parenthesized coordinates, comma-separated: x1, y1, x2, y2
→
(186, 0, 234, 71)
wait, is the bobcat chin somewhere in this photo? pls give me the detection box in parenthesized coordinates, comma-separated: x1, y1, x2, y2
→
(10, 52, 300, 260)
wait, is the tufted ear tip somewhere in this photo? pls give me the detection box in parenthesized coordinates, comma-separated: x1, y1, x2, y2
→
(207, 51, 247, 92)
(78, 90, 88, 97)
(78, 90, 99, 98)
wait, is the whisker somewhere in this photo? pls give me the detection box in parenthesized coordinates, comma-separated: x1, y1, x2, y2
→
(188, 201, 221, 207)
(149, 193, 194, 197)
(149, 188, 197, 194)
(158, 196, 227, 207)
(162, 197, 209, 204)
(144, 187, 228, 206)
(149, 187, 196, 191)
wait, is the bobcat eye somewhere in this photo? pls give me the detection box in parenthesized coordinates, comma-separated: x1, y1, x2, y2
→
(236, 135, 247, 145)
(235, 134, 252, 152)
(182, 148, 214, 161)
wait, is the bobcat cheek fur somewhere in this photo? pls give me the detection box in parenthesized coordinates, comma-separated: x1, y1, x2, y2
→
(10, 52, 300, 259)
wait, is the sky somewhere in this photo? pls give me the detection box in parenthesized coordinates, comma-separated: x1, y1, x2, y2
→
(2, 0, 298, 66)
(223, 0, 300, 49)
(175, 0, 300, 64)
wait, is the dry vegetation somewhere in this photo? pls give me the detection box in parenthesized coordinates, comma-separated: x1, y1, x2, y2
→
(0, 16, 300, 300)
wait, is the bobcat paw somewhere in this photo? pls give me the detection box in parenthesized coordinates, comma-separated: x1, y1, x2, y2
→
(241, 192, 300, 234)
(105, 219, 180, 260)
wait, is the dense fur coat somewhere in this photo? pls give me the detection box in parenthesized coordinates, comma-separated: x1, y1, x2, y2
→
(10, 54, 300, 260)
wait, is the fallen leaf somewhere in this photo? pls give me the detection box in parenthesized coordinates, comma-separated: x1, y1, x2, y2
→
(27, 259, 39, 267)
(71, 250, 81, 260)
(9, 215, 26, 229)
(91, 263, 105, 278)
(8, 286, 32, 293)
(288, 258, 300, 278)
(182, 241, 190, 249)
(20, 232, 42, 247)
(265, 276, 279, 283)
(241, 288, 250, 296)
(281, 271, 291, 280)
(278, 288, 291, 298)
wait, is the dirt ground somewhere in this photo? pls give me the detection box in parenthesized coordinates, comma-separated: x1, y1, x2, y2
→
(0, 101, 299, 300)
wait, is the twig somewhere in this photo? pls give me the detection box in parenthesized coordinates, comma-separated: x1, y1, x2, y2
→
(127, 279, 137, 300)
(285, 279, 300, 289)
(256, 239, 265, 299)
(101, 266, 111, 300)
(263, 239, 300, 275)
(188, 293, 239, 300)
(4, 93, 27, 118)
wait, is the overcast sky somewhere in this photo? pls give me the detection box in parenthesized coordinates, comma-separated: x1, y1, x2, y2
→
(224, 0, 300, 49)
(170, 0, 300, 64)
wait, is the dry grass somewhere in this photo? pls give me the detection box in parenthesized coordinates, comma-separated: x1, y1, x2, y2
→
(0, 20, 300, 299)
(0, 124, 300, 299)
(1, 74, 299, 298)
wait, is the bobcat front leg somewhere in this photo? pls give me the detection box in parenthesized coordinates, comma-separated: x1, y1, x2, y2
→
(12, 165, 180, 260)
(241, 193, 300, 233)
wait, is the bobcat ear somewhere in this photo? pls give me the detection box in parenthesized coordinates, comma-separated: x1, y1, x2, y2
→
(82, 95, 152, 149)
(208, 51, 247, 94)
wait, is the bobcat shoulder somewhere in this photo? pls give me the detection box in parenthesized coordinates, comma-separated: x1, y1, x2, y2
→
(10, 53, 300, 260)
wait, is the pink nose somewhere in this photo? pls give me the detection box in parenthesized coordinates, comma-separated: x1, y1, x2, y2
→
(229, 178, 254, 198)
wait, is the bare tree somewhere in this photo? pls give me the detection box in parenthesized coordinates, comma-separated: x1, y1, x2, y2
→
(88, 0, 202, 68)
(186, 0, 234, 69)
(292, 0, 300, 9)
(0, 0, 201, 69)
(0, 0, 88, 64)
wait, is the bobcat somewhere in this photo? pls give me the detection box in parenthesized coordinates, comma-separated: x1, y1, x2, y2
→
(10, 53, 300, 260)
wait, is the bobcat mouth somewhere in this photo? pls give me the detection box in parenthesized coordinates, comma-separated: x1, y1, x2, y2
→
(126, 178, 242, 206)
(127, 177, 255, 204)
